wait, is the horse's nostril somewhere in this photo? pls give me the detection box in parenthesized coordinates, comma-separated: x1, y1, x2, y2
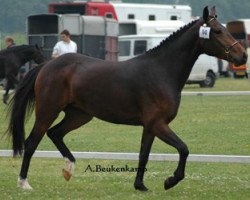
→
(243, 52, 248, 61)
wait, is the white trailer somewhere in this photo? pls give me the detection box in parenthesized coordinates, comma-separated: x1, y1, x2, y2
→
(110, 2, 192, 23)
(119, 19, 185, 36)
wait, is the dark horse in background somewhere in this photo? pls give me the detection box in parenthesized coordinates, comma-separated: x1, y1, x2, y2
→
(0, 45, 46, 104)
(8, 7, 247, 190)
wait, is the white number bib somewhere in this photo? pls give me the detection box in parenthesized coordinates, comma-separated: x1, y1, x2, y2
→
(199, 26, 211, 39)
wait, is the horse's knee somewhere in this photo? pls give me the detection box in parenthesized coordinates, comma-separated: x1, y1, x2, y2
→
(179, 143, 189, 158)
(47, 130, 54, 139)
(47, 128, 61, 141)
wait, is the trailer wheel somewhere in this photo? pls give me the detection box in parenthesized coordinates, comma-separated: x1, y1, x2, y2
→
(200, 71, 215, 88)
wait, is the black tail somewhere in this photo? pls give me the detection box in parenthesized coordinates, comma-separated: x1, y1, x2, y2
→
(7, 64, 43, 156)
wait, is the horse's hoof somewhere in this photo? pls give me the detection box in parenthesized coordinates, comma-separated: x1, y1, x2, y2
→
(134, 182, 149, 192)
(17, 177, 33, 190)
(3, 95, 9, 104)
(164, 177, 178, 190)
(62, 168, 72, 181)
(62, 158, 75, 181)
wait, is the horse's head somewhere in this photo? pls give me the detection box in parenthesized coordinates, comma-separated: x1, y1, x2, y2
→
(200, 6, 247, 66)
(32, 45, 46, 64)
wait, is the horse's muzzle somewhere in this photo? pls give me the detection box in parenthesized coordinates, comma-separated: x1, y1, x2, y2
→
(233, 52, 248, 66)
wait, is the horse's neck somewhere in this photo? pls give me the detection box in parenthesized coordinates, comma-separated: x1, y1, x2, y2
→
(169, 34, 201, 90)
(148, 21, 203, 92)
(20, 48, 34, 64)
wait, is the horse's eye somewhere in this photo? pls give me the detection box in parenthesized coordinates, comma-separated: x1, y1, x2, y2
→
(213, 29, 222, 34)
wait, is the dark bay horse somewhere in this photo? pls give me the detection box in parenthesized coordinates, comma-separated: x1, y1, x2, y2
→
(0, 45, 46, 103)
(8, 7, 247, 190)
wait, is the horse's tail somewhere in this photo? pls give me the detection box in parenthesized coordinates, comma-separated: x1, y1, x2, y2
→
(7, 64, 43, 156)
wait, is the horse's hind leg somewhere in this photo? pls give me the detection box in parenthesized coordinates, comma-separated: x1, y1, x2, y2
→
(18, 110, 60, 189)
(47, 106, 93, 181)
(153, 121, 189, 190)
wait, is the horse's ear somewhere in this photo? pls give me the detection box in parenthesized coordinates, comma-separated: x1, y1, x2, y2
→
(203, 6, 209, 22)
(210, 6, 217, 17)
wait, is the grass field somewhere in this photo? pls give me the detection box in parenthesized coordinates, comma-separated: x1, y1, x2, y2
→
(184, 77, 250, 91)
(0, 78, 249, 199)
(0, 158, 249, 200)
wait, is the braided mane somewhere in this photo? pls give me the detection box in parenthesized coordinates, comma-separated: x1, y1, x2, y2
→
(146, 19, 199, 54)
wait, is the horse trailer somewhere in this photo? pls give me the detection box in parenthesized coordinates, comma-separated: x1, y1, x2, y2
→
(111, 2, 191, 23)
(226, 19, 250, 78)
(27, 14, 119, 61)
(119, 20, 185, 36)
(48, 1, 192, 23)
(48, 1, 118, 20)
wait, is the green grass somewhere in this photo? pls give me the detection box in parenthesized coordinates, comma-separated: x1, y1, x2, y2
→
(184, 77, 250, 91)
(0, 78, 249, 199)
(0, 158, 249, 200)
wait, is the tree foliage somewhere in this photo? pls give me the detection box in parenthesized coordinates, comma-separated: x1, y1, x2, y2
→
(0, 0, 250, 33)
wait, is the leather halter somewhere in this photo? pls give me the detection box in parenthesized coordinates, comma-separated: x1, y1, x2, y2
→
(207, 17, 239, 58)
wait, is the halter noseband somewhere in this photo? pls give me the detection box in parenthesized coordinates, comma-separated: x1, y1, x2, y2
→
(206, 17, 239, 58)
(224, 41, 239, 54)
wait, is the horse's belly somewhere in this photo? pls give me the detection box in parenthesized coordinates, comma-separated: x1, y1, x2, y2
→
(75, 97, 143, 126)
(89, 106, 143, 126)
(95, 113, 143, 126)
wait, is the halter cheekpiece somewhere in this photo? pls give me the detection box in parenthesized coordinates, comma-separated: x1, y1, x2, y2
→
(200, 16, 239, 58)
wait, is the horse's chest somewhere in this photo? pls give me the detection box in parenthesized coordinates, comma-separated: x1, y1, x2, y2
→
(143, 91, 180, 123)
(145, 94, 181, 123)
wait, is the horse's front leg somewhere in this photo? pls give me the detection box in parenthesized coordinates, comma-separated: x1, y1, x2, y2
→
(154, 120, 189, 190)
(3, 79, 11, 104)
(134, 128, 155, 191)
(3, 75, 18, 104)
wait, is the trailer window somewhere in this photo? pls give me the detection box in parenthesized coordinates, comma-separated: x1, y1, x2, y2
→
(105, 13, 113, 18)
(119, 41, 131, 56)
(171, 15, 178, 20)
(149, 15, 155, 21)
(28, 15, 59, 34)
(128, 14, 135, 19)
(134, 40, 147, 55)
(52, 5, 85, 15)
(119, 24, 136, 36)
